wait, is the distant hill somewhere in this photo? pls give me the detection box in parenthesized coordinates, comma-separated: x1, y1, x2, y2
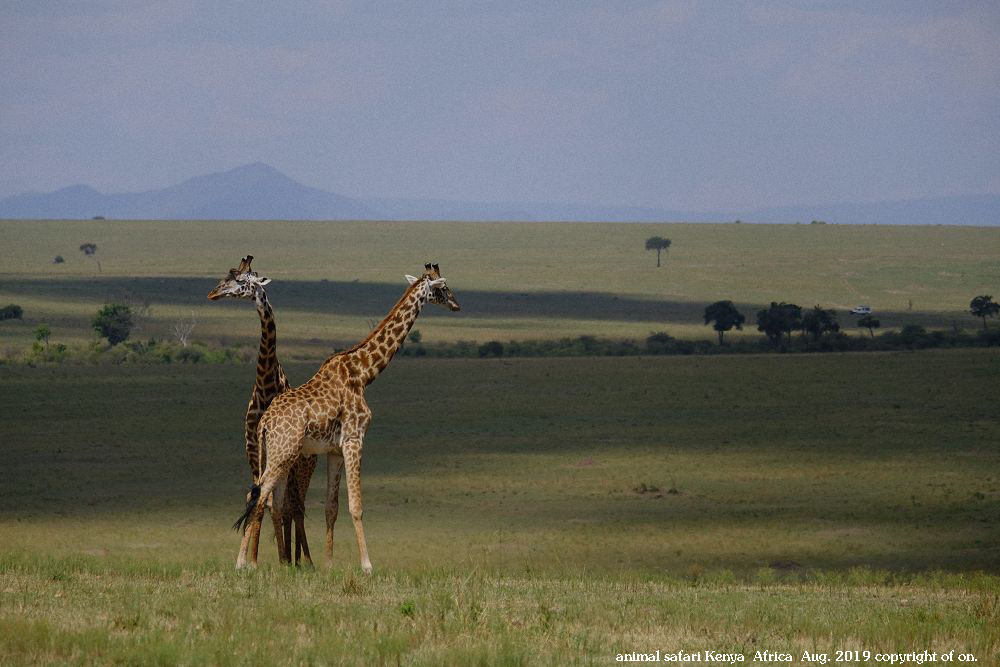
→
(1, 163, 997, 225)
(0, 163, 375, 220)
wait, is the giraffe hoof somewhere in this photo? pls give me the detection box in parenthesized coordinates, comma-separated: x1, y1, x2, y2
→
(362, 563, 373, 576)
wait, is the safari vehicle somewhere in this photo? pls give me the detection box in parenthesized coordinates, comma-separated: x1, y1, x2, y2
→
(850, 305, 872, 315)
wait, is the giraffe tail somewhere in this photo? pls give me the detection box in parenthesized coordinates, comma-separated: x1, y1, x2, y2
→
(232, 484, 262, 533)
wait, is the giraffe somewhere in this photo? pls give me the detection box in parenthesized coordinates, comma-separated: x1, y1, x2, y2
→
(207, 256, 317, 565)
(234, 263, 460, 572)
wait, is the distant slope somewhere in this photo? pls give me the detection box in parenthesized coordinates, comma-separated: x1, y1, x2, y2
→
(1, 163, 997, 225)
(0, 163, 375, 220)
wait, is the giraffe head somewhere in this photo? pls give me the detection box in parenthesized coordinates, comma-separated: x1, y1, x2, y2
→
(207, 255, 272, 301)
(406, 263, 460, 311)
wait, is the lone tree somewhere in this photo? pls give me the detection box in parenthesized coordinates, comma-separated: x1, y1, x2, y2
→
(92, 304, 133, 345)
(857, 313, 880, 339)
(703, 300, 745, 344)
(645, 236, 671, 267)
(172, 311, 197, 348)
(34, 324, 51, 348)
(79, 242, 101, 272)
(970, 295, 999, 330)
(801, 305, 840, 340)
(756, 302, 802, 345)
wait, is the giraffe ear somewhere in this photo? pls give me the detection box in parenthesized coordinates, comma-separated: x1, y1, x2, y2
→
(258, 277, 272, 286)
(428, 278, 446, 288)
(405, 275, 419, 284)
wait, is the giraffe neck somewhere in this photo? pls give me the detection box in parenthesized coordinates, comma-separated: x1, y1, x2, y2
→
(344, 280, 426, 386)
(253, 291, 284, 394)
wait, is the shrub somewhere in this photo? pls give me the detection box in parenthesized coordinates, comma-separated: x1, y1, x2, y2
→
(645, 332, 674, 354)
(478, 341, 504, 358)
(176, 347, 204, 364)
(898, 324, 928, 348)
(0, 304, 24, 320)
(92, 304, 133, 345)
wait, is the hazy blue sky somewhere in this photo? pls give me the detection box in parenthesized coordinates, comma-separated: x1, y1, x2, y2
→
(2, 1, 998, 209)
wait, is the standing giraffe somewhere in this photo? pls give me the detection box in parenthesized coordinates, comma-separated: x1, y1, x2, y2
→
(207, 256, 317, 565)
(234, 263, 460, 572)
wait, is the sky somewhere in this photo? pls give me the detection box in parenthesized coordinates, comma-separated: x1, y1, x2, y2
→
(2, 1, 999, 210)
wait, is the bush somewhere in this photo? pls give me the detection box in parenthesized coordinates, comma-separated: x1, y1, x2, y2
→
(478, 341, 504, 358)
(645, 332, 674, 354)
(898, 324, 928, 348)
(92, 304, 133, 345)
(0, 304, 24, 320)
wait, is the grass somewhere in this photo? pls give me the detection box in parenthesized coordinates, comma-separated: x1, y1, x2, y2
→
(1, 350, 998, 663)
(1, 219, 998, 356)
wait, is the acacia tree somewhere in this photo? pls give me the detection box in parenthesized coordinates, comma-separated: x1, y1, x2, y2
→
(756, 302, 802, 345)
(703, 300, 745, 344)
(92, 304, 133, 345)
(970, 295, 999, 330)
(79, 242, 101, 272)
(801, 305, 840, 340)
(645, 236, 671, 267)
(857, 313, 880, 339)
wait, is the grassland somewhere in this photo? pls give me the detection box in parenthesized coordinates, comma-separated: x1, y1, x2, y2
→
(1, 350, 998, 663)
(1, 219, 998, 357)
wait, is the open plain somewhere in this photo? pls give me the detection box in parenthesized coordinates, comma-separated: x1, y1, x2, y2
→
(1, 350, 998, 663)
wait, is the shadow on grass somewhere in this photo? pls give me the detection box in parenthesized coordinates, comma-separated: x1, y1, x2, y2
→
(0, 275, 969, 328)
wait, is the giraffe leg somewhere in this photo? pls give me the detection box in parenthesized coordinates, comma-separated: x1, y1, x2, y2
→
(271, 479, 291, 564)
(236, 474, 281, 569)
(342, 437, 372, 575)
(294, 454, 318, 567)
(325, 454, 344, 564)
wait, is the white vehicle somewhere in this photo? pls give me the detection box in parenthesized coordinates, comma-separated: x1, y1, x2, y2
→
(850, 305, 872, 315)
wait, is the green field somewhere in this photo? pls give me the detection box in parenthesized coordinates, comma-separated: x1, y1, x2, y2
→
(1, 350, 998, 663)
(1, 220, 998, 357)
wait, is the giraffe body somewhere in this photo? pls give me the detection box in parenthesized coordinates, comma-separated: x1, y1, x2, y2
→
(208, 256, 316, 565)
(235, 265, 460, 572)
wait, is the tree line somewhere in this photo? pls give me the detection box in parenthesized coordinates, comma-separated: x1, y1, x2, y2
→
(701, 295, 998, 347)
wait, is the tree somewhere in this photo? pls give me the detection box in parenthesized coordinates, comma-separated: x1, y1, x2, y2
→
(79, 242, 101, 272)
(801, 305, 840, 340)
(970, 295, 999, 330)
(645, 236, 672, 267)
(703, 300, 745, 344)
(92, 304, 133, 345)
(0, 304, 24, 320)
(756, 302, 802, 345)
(34, 324, 51, 348)
(478, 341, 504, 357)
(857, 314, 880, 339)
(172, 312, 196, 347)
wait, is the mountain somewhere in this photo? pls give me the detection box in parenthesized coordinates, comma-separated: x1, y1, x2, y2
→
(0, 163, 375, 220)
(1, 163, 997, 225)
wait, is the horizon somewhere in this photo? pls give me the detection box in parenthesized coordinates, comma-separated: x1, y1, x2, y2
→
(6, 161, 1000, 214)
(3, 3, 999, 211)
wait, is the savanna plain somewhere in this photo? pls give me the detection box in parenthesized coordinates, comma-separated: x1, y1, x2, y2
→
(0, 219, 999, 665)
